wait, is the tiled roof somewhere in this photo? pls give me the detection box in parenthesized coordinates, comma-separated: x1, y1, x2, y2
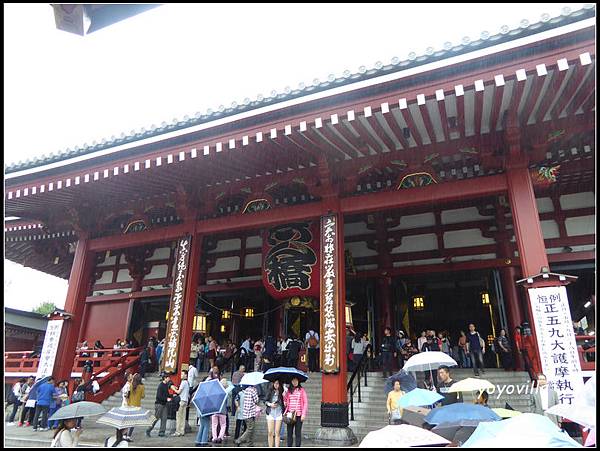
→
(5, 5, 595, 174)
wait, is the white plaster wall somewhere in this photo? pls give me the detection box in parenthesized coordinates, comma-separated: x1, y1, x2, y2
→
(565, 215, 595, 236)
(345, 241, 378, 257)
(536, 197, 554, 213)
(94, 270, 113, 284)
(560, 192, 594, 210)
(119, 254, 127, 264)
(116, 269, 133, 282)
(209, 239, 241, 253)
(147, 247, 171, 261)
(441, 207, 489, 225)
(246, 236, 262, 248)
(540, 220, 560, 239)
(391, 234, 438, 253)
(208, 256, 240, 273)
(388, 213, 436, 230)
(146, 264, 168, 279)
(444, 229, 495, 248)
(344, 222, 372, 236)
(244, 254, 262, 269)
(97, 255, 117, 267)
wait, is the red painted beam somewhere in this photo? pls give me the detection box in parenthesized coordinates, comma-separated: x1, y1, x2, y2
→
(198, 280, 263, 293)
(85, 288, 172, 303)
(535, 67, 570, 123)
(548, 251, 595, 263)
(351, 258, 517, 278)
(341, 174, 508, 215)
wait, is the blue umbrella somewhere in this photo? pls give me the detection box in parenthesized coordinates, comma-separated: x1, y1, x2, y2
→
(424, 403, 501, 425)
(191, 379, 227, 417)
(398, 388, 444, 408)
(263, 367, 308, 383)
(461, 413, 582, 448)
(384, 370, 418, 394)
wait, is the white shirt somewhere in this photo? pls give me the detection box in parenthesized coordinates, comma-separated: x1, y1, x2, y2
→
(281, 339, 290, 351)
(188, 365, 199, 388)
(241, 340, 251, 352)
(305, 331, 320, 348)
(539, 385, 550, 411)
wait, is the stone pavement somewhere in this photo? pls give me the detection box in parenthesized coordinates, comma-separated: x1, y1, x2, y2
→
(3, 414, 359, 447)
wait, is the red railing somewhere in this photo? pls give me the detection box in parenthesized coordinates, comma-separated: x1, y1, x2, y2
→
(85, 347, 144, 403)
(4, 347, 143, 403)
(4, 351, 40, 374)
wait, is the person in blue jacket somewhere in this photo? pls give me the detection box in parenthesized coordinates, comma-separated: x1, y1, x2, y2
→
(32, 377, 56, 431)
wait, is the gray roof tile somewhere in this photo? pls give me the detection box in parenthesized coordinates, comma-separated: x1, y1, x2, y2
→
(5, 5, 595, 174)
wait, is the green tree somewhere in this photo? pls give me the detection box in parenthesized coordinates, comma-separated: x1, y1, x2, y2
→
(32, 301, 57, 316)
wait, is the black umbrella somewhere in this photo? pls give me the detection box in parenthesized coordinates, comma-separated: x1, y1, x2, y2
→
(384, 369, 417, 394)
(263, 367, 308, 384)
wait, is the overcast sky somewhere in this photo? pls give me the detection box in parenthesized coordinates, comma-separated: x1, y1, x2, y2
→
(3, 3, 587, 312)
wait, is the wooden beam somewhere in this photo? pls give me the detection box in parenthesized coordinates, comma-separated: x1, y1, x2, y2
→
(520, 72, 545, 125)
(418, 100, 438, 144)
(341, 173, 508, 215)
(398, 105, 424, 147)
(534, 67, 570, 123)
(565, 76, 596, 116)
(473, 85, 485, 137)
(488, 83, 505, 133)
(456, 89, 466, 139)
(199, 280, 263, 293)
(378, 107, 411, 149)
(363, 112, 397, 151)
(550, 64, 588, 119)
(436, 97, 450, 143)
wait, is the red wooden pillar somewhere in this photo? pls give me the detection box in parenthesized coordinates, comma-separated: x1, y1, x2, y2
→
(506, 166, 549, 374)
(175, 231, 203, 384)
(54, 234, 95, 384)
(376, 276, 394, 332)
(317, 210, 355, 445)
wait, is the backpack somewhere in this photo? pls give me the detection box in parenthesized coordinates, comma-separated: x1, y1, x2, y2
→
(308, 332, 318, 348)
(72, 390, 85, 402)
(7, 385, 18, 405)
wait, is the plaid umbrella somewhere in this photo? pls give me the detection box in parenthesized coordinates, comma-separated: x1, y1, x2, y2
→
(96, 406, 155, 428)
(49, 401, 106, 420)
(384, 369, 418, 394)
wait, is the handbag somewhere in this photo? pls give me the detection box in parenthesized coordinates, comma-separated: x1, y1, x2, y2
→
(390, 408, 402, 421)
(283, 411, 297, 425)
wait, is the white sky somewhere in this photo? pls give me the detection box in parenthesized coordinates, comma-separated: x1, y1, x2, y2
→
(3, 3, 587, 312)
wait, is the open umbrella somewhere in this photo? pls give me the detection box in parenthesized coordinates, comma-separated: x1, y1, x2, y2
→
(584, 428, 595, 447)
(447, 377, 495, 393)
(431, 419, 481, 444)
(239, 371, 268, 386)
(96, 406, 155, 429)
(492, 408, 523, 418)
(49, 401, 107, 420)
(359, 424, 450, 448)
(401, 406, 431, 428)
(402, 352, 457, 372)
(424, 403, 501, 425)
(545, 404, 596, 430)
(263, 367, 308, 383)
(403, 352, 457, 388)
(192, 378, 228, 417)
(384, 369, 417, 394)
(397, 388, 443, 408)
(461, 413, 582, 448)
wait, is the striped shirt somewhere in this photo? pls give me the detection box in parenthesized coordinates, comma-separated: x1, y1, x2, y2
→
(241, 386, 258, 419)
(284, 387, 307, 418)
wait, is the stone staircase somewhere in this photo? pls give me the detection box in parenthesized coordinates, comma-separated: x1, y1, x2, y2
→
(101, 369, 532, 443)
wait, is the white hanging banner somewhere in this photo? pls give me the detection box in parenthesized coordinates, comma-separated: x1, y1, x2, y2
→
(528, 286, 584, 405)
(36, 319, 64, 379)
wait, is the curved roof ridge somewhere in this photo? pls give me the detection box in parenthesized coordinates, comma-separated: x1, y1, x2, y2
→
(5, 4, 595, 174)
